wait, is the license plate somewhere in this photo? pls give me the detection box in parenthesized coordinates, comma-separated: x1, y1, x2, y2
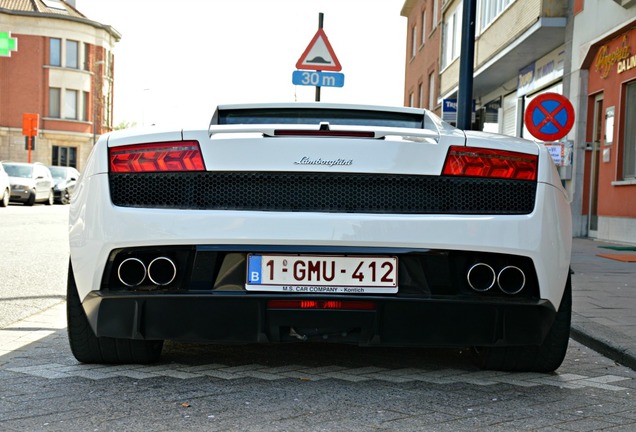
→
(246, 254, 398, 294)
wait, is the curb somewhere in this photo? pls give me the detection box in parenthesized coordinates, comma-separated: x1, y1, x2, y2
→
(571, 312, 636, 371)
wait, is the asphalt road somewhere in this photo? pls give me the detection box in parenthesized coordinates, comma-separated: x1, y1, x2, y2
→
(0, 202, 68, 328)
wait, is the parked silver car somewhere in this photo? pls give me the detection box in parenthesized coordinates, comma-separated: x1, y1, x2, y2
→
(49, 166, 80, 204)
(3, 162, 54, 206)
(0, 162, 10, 207)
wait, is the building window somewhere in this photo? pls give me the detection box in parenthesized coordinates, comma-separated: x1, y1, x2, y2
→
(50, 38, 61, 66)
(105, 50, 114, 78)
(411, 25, 417, 58)
(428, 73, 435, 109)
(409, 92, 415, 107)
(442, 2, 462, 69)
(49, 88, 61, 118)
(52, 146, 77, 168)
(64, 89, 78, 120)
(83, 43, 91, 71)
(66, 40, 79, 68)
(421, 11, 427, 45)
(432, 0, 438, 29)
(623, 81, 636, 179)
(418, 83, 424, 108)
(82, 91, 90, 121)
(478, 0, 515, 33)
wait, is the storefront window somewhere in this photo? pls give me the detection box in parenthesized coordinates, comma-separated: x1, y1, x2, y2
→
(623, 81, 636, 179)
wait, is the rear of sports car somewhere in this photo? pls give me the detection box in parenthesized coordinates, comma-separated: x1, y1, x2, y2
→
(68, 103, 572, 371)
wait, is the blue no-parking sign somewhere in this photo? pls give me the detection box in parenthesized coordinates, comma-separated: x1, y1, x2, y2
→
(525, 93, 575, 141)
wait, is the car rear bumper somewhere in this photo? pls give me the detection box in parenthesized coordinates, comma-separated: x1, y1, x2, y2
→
(69, 172, 572, 311)
(82, 291, 557, 347)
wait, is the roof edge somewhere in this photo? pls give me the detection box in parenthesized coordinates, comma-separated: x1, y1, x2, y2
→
(0, 7, 121, 41)
(400, 0, 418, 17)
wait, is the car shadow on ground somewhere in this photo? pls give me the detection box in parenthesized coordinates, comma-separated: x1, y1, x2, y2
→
(160, 341, 480, 371)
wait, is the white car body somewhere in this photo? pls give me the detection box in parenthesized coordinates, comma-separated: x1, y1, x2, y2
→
(0, 162, 10, 207)
(68, 103, 572, 371)
(4, 162, 54, 206)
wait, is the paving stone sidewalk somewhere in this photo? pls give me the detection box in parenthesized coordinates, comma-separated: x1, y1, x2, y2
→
(570, 236, 636, 370)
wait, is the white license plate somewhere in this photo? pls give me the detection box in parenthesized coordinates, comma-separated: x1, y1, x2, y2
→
(246, 254, 398, 294)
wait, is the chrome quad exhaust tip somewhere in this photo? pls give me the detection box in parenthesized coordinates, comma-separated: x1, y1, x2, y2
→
(147, 256, 177, 286)
(117, 257, 147, 287)
(497, 266, 526, 295)
(466, 263, 496, 292)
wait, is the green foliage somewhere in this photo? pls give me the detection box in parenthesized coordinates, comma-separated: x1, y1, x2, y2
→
(113, 120, 138, 130)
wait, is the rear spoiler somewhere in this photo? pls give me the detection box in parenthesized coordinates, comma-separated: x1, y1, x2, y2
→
(208, 123, 441, 142)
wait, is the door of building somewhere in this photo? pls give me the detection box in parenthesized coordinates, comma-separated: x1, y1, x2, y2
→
(588, 94, 604, 237)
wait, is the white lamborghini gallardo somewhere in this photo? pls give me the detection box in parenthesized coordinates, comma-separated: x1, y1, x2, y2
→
(68, 103, 572, 372)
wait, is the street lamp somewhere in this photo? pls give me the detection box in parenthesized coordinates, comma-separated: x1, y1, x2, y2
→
(92, 60, 105, 144)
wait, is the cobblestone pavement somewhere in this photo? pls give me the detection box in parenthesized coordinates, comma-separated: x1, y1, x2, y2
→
(1, 303, 635, 431)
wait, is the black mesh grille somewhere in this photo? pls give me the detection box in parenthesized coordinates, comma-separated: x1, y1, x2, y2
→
(109, 172, 536, 214)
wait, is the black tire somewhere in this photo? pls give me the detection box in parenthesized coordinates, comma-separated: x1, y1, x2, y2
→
(45, 189, 53, 205)
(475, 273, 571, 373)
(67, 261, 163, 364)
(25, 192, 35, 206)
(0, 188, 8, 207)
(61, 188, 70, 205)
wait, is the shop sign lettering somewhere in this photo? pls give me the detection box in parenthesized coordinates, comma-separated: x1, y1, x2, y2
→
(595, 35, 631, 78)
(617, 54, 636, 74)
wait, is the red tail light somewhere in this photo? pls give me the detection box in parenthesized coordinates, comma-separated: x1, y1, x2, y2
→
(442, 146, 538, 180)
(109, 141, 205, 173)
(267, 300, 376, 310)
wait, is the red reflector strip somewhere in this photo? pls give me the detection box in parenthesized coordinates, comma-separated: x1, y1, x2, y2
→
(274, 130, 375, 138)
(267, 300, 376, 311)
(442, 146, 538, 181)
(109, 141, 205, 173)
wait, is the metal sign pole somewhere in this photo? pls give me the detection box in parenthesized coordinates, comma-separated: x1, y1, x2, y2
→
(457, 0, 476, 130)
(315, 13, 324, 102)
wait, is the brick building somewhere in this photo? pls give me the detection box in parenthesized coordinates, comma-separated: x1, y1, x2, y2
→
(0, 0, 119, 170)
(401, 0, 442, 115)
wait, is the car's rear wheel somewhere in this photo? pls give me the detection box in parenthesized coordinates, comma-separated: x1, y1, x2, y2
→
(67, 262, 163, 364)
(0, 188, 8, 207)
(475, 273, 571, 373)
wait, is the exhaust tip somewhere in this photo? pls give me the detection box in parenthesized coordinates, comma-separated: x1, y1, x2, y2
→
(147, 256, 177, 286)
(118, 258, 146, 287)
(497, 266, 526, 295)
(467, 263, 496, 292)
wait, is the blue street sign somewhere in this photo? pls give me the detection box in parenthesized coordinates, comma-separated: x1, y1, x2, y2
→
(524, 93, 574, 141)
(292, 70, 345, 88)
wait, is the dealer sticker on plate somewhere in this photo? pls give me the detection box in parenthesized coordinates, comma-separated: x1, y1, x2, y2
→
(246, 254, 398, 294)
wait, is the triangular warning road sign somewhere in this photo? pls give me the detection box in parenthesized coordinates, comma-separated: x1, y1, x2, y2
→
(296, 28, 342, 71)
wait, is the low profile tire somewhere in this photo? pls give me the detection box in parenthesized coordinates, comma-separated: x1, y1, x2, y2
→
(475, 273, 571, 373)
(0, 188, 8, 207)
(66, 261, 163, 364)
